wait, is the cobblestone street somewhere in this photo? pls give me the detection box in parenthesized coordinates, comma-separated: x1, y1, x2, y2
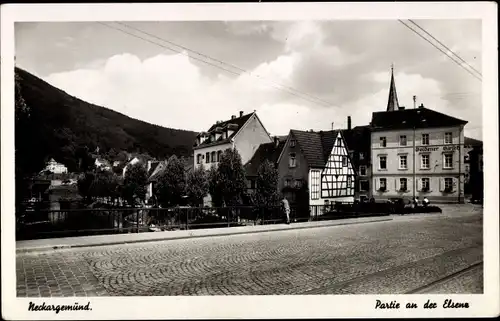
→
(16, 206, 483, 296)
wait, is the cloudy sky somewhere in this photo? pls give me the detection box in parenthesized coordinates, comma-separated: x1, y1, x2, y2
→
(15, 20, 482, 139)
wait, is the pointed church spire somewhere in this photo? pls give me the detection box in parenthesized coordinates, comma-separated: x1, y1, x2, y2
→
(386, 64, 400, 112)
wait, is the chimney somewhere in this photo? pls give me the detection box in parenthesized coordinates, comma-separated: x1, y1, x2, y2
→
(413, 95, 417, 109)
(274, 136, 279, 147)
(231, 115, 236, 119)
(239, 111, 244, 117)
(419, 103, 424, 109)
(398, 106, 405, 110)
(347, 116, 352, 130)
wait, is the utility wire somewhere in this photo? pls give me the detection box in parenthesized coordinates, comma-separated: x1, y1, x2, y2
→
(115, 21, 336, 108)
(99, 22, 335, 108)
(398, 20, 482, 82)
(407, 20, 482, 78)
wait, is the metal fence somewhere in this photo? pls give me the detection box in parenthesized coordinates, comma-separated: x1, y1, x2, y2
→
(16, 202, 398, 240)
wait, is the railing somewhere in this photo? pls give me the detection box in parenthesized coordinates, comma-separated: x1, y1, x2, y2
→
(16, 202, 397, 240)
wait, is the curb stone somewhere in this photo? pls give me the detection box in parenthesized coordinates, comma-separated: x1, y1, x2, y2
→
(17, 217, 393, 254)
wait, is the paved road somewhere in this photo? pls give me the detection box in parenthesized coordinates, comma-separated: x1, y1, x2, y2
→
(16, 206, 483, 296)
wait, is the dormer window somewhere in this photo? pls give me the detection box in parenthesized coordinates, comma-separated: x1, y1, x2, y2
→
(290, 139, 296, 148)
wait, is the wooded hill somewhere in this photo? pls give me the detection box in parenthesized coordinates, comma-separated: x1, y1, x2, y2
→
(15, 67, 198, 174)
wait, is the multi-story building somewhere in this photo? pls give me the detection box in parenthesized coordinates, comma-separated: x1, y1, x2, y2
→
(463, 136, 483, 194)
(277, 129, 356, 207)
(370, 69, 468, 203)
(42, 158, 68, 174)
(193, 111, 273, 170)
(341, 120, 372, 202)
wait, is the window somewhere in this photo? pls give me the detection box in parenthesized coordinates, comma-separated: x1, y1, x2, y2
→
(359, 166, 367, 176)
(250, 180, 256, 189)
(380, 137, 387, 147)
(284, 178, 291, 187)
(379, 178, 387, 191)
(197, 154, 202, 164)
(217, 150, 222, 162)
(444, 153, 453, 169)
(444, 178, 453, 192)
(421, 178, 430, 191)
(211, 151, 216, 163)
(399, 135, 407, 146)
(359, 180, 369, 192)
(444, 132, 453, 144)
(336, 138, 342, 147)
(349, 151, 354, 160)
(347, 176, 352, 188)
(379, 156, 387, 170)
(421, 154, 430, 169)
(294, 179, 302, 188)
(399, 155, 407, 170)
(311, 170, 320, 200)
(205, 152, 210, 163)
(290, 139, 296, 148)
(422, 133, 429, 145)
(400, 178, 408, 191)
(359, 152, 365, 160)
(342, 156, 348, 167)
(289, 153, 297, 168)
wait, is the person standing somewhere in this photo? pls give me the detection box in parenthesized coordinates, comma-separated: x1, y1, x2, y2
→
(281, 196, 290, 224)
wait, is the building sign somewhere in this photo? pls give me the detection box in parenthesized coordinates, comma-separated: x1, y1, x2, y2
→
(415, 146, 439, 153)
(415, 145, 460, 153)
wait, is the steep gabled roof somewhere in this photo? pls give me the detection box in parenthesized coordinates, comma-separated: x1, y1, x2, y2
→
(244, 139, 286, 177)
(371, 107, 468, 131)
(319, 130, 340, 164)
(148, 160, 168, 183)
(194, 112, 254, 149)
(291, 130, 325, 168)
(292, 129, 349, 168)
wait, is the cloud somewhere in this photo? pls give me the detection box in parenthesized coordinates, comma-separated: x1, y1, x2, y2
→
(39, 20, 482, 140)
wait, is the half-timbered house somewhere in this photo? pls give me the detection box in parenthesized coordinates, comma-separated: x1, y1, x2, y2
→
(277, 129, 356, 207)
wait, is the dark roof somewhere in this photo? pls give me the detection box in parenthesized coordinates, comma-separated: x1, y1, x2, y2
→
(194, 112, 254, 149)
(371, 107, 467, 131)
(244, 140, 286, 177)
(320, 130, 340, 164)
(464, 136, 482, 147)
(341, 125, 371, 153)
(291, 129, 347, 168)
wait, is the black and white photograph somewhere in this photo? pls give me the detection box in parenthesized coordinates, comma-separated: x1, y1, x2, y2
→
(1, 2, 498, 319)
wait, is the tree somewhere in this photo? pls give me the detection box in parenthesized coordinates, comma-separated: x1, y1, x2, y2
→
(255, 160, 279, 206)
(186, 164, 208, 206)
(207, 166, 224, 207)
(122, 163, 148, 206)
(156, 155, 186, 207)
(216, 148, 247, 206)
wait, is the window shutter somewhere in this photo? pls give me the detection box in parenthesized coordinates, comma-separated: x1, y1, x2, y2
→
(395, 178, 398, 191)
(416, 178, 421, 192)
(375, 178, 379, 191)
(439, 178, 444, 192)
(453, 177, 458, 192)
